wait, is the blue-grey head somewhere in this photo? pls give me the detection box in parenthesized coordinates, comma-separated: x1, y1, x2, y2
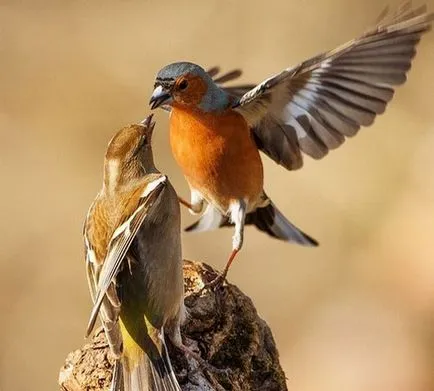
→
(149, 62, 230, 112)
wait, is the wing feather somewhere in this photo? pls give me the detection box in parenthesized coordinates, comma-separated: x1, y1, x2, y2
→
(84, 201, 122, 354)
(85, 175, 167, 337)
(234, 3, 433, 169)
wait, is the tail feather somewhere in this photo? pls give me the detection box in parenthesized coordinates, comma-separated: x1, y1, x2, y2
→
(185, 204, 224, 233)
(185, 199, 318, 247)
(109, 360, 123, 391)
(121, 333, 181, 391)
(246, 200, 318, 246)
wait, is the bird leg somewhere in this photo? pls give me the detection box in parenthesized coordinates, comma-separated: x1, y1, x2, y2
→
(222, 249, 240, 281)
(178, 189, 204, 215)
(178, 196, 194, 210)
(204, 200, 246, 290)
(176, 341, 230, 376)
(168, 326, 230, 376)
(203, 249, 239, 291)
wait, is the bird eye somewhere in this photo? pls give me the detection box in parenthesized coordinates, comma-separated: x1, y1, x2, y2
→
(137, 135, 147, 150)
(178, 79, 189, 90)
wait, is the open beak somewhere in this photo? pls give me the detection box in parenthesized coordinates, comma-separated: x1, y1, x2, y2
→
(149, 85, 172, 109)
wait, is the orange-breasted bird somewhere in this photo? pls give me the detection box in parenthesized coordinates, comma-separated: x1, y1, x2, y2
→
(149, 4, 433, 285)
(84, 115, 187, 391)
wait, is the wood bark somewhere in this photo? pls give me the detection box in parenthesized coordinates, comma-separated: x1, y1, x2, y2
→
(59, 260, 287, 391)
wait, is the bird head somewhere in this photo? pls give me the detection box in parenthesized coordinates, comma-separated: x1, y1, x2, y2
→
(149, 62, 229, 112)
(103, 114, 157, 192)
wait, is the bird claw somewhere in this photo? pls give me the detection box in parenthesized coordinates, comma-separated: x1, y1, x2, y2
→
(178, 343, 230, 377)
(189, 358, 231, 377)
(199, 272, 227, 294)
(198, 249, 237, 294)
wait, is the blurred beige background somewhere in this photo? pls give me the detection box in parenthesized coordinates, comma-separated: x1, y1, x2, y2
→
(1, 0, 434, 390)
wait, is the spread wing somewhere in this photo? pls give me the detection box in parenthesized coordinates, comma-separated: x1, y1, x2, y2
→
(85, 175, 167, 337)
(233, 3, 433, 170)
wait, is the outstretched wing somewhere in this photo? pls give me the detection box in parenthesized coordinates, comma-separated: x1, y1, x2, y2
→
(85, 175, 167, 337)
(234, 3, 433, 170)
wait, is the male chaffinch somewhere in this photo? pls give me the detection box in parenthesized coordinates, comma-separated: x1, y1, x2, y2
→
(149, 3, 433, 287)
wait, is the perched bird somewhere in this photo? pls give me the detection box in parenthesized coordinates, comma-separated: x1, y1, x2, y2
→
(149, 3, 433, 285)
(84, 115, 185, 391)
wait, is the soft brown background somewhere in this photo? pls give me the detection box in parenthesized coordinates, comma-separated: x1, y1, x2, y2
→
(1, 0, 434, 390)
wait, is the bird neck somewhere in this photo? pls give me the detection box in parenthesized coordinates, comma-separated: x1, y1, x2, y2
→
(198, 84, 230, 112)
(102, 151, 158, 196)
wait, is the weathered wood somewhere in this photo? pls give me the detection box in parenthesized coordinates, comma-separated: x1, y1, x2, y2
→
(59, 260, 287, 391)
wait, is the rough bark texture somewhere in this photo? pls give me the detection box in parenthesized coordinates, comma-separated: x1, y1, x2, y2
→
(59, 260, 287, 391)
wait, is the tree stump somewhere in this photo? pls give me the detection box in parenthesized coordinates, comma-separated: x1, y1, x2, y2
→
(59, 260, 288, 391)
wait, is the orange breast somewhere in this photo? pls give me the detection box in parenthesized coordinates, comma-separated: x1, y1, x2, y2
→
(170, 105, 263, 212)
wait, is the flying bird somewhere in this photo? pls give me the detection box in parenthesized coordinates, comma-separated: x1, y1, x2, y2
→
(149, 3, 433, 286)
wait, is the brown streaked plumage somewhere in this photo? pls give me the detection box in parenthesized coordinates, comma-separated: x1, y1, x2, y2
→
(84, 115, 186, 391)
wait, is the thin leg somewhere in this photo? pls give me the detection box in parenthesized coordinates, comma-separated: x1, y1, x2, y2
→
(205, 200, 246, 290)
(168, 325, 229, 375)
(176, 342, 229, 375)
(178, 196, 193, 210)
(230, 199, 246, 253)
(221, 249, 240, 280)
(178, 189, 204, 215)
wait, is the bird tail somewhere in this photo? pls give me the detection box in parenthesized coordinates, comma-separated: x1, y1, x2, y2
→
(109, 359, 123, 391)
(120, 321, 181, 391)
(185, 198, 318, 247)
(245, 199, 318, 246)
(184, 204, 225, 233)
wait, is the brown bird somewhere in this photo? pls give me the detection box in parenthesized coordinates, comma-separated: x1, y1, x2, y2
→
(150, 3, 433, 286)
(84, 115, 185, 391)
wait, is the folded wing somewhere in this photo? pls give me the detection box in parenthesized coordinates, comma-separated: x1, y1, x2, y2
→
(85, 175, 167, 337)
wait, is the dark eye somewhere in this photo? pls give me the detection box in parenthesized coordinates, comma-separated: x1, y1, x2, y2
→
(137, 135, 147, 149)
(179, 79, 188, 90)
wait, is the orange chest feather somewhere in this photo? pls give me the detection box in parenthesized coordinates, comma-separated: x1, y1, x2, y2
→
(169, 106, 263, 206)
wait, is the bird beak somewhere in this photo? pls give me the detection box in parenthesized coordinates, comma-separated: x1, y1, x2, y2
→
(139, 114, 156, 139)
(140, 113, 154, 128)
(149, 85, 172, 109)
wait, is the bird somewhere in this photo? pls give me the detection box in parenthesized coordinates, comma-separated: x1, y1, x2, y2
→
(149, 3, 433, 286)
(83, 114, 186, 391)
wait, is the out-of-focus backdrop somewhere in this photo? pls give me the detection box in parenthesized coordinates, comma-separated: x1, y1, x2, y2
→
(1, 0, 434, 390)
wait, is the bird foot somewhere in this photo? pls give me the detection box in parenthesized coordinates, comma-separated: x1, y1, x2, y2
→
(199, 272, 227, 294)
(178, 342, 230, 376)
(198, 249, 238, 293)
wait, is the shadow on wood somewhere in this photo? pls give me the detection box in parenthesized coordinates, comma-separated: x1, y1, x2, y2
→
(59, 260, 287, 390)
